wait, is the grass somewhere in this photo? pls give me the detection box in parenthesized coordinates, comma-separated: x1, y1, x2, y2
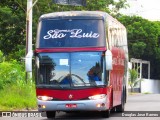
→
(0, 81, 37, 111)
(143, 92, 151, 94)
(0, 58, 37, 110)
(129, 92, 138, 95)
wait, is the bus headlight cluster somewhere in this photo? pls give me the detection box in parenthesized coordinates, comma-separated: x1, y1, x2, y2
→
(37, 96, 53, 101)
(88, 94, 106, 100)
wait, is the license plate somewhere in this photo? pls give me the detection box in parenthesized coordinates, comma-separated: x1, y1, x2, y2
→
(65, 104, 77, 108)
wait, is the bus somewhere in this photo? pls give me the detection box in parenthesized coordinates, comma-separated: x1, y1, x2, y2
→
(34, 11, 128, 118)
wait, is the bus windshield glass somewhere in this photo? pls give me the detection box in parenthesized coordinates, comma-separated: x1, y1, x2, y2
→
(36, 52, 106, 88)
(37, 19, 105, 48)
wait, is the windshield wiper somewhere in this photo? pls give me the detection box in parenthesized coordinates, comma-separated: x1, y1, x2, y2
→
(55, 82, 63, 88)
(90, 82, 98, 87)
(50, 80, 64, 88)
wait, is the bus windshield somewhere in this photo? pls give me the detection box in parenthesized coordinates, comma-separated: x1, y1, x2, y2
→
(36, 52, 106, 89)
(36, 19, 105, 48)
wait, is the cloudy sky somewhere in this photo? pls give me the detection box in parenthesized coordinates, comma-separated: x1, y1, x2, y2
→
(120, 0, 160, 21)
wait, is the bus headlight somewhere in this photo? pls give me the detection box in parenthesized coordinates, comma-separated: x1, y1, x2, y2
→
(88, 94, 106, 100)
(37, 96, 53, 101)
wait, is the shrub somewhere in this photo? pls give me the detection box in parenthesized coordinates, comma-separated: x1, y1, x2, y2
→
(0, 50, 4, 62)
(0, 80, 36, 110)
(0, 54, 37, 110)
(0, 60, 25, 89)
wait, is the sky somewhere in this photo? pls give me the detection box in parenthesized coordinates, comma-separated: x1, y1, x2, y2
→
(120, 0, 160, 21)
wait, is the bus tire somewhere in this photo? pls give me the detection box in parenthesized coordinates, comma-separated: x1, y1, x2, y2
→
(110, 90, 115, 113)
(101, 110, 110, 118)
(116, 89, 125, 112)
(46, 111, 56, 118)
(111, 107, 116, 113)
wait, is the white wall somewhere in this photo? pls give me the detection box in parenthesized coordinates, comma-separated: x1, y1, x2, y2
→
(141, 79, 160, 93)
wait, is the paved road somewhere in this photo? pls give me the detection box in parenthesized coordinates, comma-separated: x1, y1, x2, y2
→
(1, 94, 160, 120)
(126, 93, 160, 111)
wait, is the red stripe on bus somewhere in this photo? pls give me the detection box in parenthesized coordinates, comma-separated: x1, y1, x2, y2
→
(35, 47, 106, 53)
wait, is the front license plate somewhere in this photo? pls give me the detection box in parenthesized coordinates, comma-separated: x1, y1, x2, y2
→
(65, 104, 77, 108)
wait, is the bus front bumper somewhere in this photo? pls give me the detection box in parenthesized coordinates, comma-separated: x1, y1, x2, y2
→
(38, 97, 109, 112)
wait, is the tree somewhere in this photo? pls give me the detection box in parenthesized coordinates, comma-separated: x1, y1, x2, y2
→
(131, 42, 146, 58)
(118, 15, 160, 79)
(0, 1, 26, 60)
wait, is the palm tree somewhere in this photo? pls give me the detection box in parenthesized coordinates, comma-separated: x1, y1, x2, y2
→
(128, 69, 142, 92)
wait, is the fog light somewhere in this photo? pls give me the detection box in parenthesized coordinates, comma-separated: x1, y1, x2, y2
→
(101, 103, 105, 107)
(38, 105, 46, 109)
(42, 105, 46, 109)
(96, 104, 101, 108)
(96, 103, 105, 108)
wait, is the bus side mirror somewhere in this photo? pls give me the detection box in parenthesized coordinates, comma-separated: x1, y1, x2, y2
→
(105, 50, 113, 70)
(25, 50, 33, 72)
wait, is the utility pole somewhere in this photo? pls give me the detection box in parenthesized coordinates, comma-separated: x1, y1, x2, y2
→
(26, 0, 32, 56)
(26, 0, 38, 80)
(26, 0, 33, 80)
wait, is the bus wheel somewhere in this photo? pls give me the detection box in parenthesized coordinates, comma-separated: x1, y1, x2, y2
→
(46, 111, 56, 118)
(111, 107, 116, 113)
(101, 110, 110, 118)
(116, 101, 124, 112)
(116, 91, 125, 112)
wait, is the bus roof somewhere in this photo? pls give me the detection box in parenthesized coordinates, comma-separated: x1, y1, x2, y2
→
(39, 11, 125, 29)
(39, 11, 108, 20)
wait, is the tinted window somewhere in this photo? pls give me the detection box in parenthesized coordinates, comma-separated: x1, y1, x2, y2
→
(36, 52, 106, 89)
(36, 19, 105, 48)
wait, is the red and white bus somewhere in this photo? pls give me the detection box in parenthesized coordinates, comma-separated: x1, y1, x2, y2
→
(34, 11, 128, 118)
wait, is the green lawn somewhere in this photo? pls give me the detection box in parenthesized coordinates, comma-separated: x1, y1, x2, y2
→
(0, 81, 37, 111)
